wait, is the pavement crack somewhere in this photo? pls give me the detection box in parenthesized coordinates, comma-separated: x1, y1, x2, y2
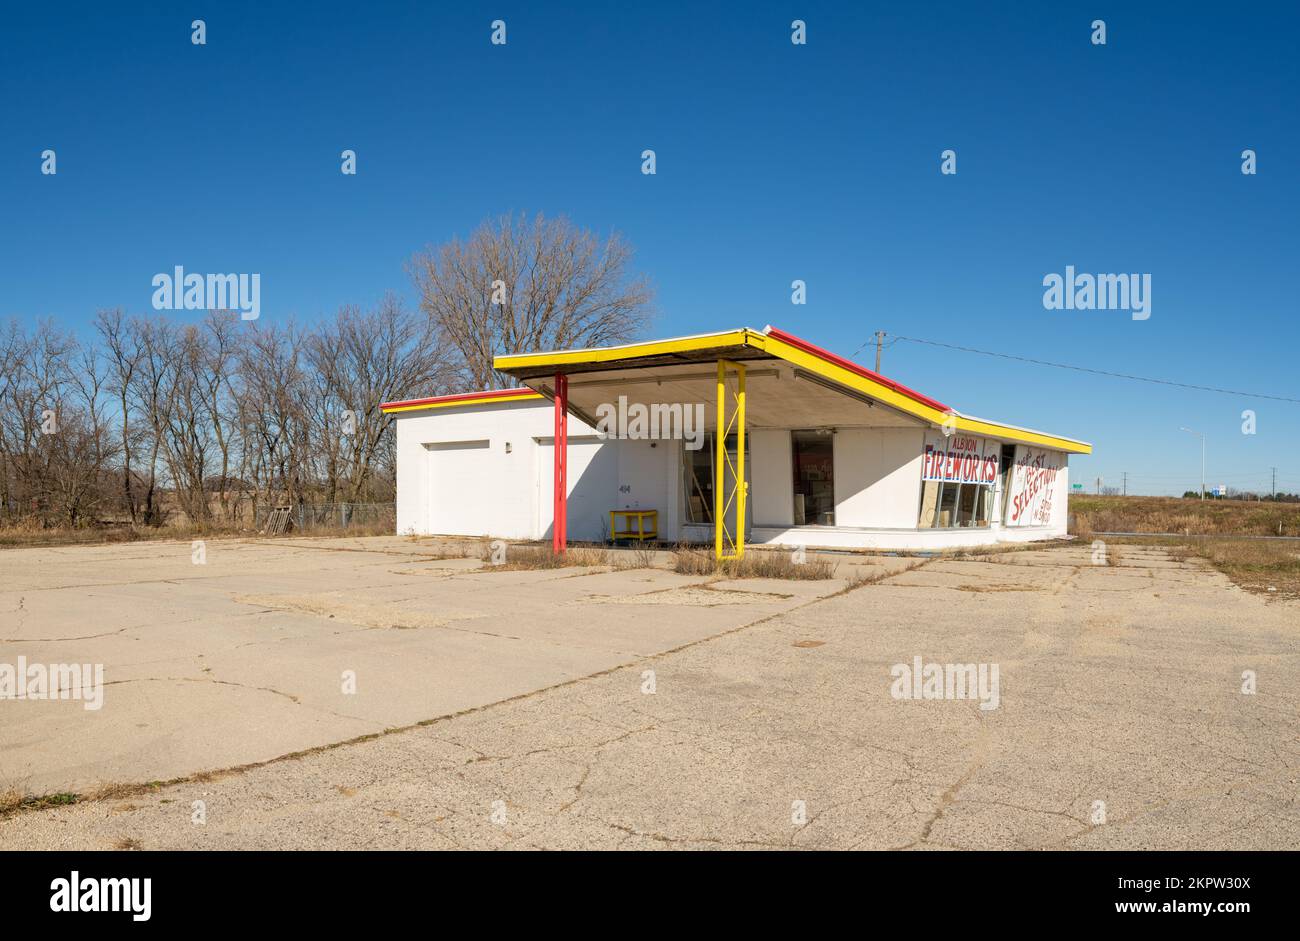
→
(102, 675, 302, 704)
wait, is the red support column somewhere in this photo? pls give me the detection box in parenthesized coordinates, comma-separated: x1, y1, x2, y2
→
(553, 373, 568, 553)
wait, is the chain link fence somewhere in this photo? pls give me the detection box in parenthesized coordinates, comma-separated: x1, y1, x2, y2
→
(254, 502, 395, 534)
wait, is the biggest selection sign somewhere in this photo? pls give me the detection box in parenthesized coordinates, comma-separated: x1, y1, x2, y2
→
(1004, 446, 1065, 527)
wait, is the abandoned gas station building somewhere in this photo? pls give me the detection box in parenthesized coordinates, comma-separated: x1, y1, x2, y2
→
(381, 326, 1092, 554)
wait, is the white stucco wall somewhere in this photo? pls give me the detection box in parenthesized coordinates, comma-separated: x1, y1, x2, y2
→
(750, 429, 793, 527)
(536, 436, 619, 541)
(615, 437, 670, 513)
(1051, 465, 1070, 533)
(832, 428, 925, 528)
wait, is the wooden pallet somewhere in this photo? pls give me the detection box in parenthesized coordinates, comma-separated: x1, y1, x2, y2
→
(265, 506, 293, 535)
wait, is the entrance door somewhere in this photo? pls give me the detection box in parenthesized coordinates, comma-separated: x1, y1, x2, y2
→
(682, 433, 751, 536)
(999, 444, 1016, 524)
(791, 431, 835, 526)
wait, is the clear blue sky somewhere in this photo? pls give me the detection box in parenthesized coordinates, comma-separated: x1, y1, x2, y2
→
(2, 1, 1296, 495)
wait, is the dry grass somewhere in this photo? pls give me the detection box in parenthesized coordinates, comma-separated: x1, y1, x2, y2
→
(0, 785, 80, 815)
(671, 546, 837, 580)
(1070, 494, 1300, 538)
(0, 516, 396, 550)
(475, 542, 675, 573)
(0, 786, 24, 815)
(1107, 533, 1300, 599)
(478, 542, 613, 570)
(612, 546, 661, 570)
(0, 520, 175, 550)
(1176, 538, 1300, 598)
(308, 518, 395, 538)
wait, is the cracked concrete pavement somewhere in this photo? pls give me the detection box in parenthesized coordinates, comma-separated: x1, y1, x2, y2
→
(1, 539, 1296, 850)
(0, 535, 876, 795)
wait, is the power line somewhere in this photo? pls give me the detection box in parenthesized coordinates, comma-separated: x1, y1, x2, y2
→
(883, 334, 1300, 404)
(849, 334, 902, 360)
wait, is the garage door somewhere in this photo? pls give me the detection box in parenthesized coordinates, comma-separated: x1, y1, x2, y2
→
(427, 440, 493, 535)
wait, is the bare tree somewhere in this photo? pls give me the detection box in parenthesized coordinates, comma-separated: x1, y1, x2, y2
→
(0, 285, 456, 531)
(309, 294, 453, 503)
(408, 212, 655, 389)
(196, 311, 244, 521)
(95, 308, 144, 521)
(0, 321, 118, 525)
(238, 321, 310, 510)
(127, 316, 176, 524)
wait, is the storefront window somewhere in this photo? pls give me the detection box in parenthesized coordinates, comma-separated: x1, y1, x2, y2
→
(683, 433, 748, 524)
(918, 434, 999, 529)
(683, 440, 714, 524)
(936, 481, 959, 528)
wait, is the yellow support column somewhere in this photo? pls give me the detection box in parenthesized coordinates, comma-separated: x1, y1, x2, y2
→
(714, 365, 724, 559)
(714, 359, 747, 560)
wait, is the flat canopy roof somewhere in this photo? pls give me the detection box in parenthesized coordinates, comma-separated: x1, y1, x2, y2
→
(384, 325, 1092, 455)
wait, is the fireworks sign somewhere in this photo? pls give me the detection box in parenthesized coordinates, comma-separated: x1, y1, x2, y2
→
(921, 433, 999, 485)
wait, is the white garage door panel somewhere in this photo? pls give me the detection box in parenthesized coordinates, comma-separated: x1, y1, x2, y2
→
(538, 438, 618, 542)
(427, 440, 493, 535)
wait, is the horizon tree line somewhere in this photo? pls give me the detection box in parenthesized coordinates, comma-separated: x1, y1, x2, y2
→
(0, 213, 654, 529)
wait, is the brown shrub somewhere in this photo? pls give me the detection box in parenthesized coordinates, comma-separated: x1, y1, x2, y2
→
(478, 542, 611, 570)
(671, 546, 837, 580)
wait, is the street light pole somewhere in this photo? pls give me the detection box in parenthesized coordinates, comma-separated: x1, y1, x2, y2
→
(1180, 427, 1205, 500)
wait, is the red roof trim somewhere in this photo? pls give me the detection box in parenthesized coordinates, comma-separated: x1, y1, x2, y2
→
(380, 387, 541, 411)
(763, 327, 950, 412)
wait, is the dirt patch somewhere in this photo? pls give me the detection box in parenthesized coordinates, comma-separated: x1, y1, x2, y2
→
(954, 583, 1043, 594)
(235, 592, 486, 630)
(582, 584, 791, 607)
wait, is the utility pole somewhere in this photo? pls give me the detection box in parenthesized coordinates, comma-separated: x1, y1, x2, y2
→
(1272, 467, 1276, 500)
(1179, 427, 1205, 500)
(874, 331, 885, 373)
(1122, 472, 1127, 497)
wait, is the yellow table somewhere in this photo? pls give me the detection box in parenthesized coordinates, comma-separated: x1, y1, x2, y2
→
(610, 509, 658, 543)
